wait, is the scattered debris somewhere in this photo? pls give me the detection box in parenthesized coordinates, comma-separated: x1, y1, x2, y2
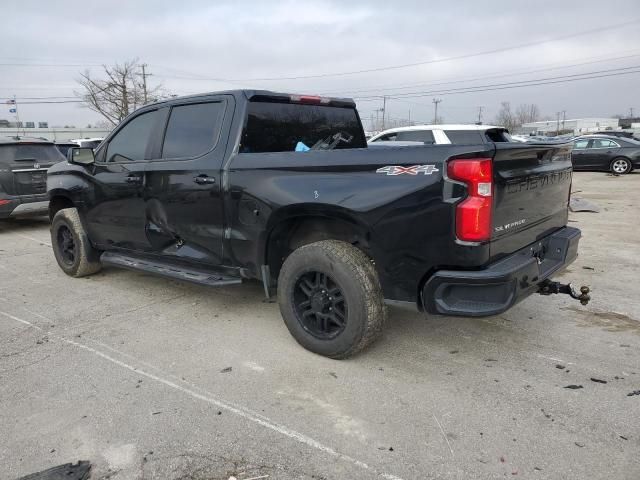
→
(152, 411, 162, 415)
(500, 456, 505, 463)
(534, 467, 542, 471)
(389, 447, 394, 451)
(627, 390, 640, 396)
(328, 372, 337, 379)
(217, 411, 222, 415)
(541, 409, 552, 419)
(615, 376, 624, 380)
(449, 350, 459, 354)
(485, 358, 497, 362)
(620, 344, 631, 348)
(16, 461, 91, 480)
(569, 197, 600, 213)
(620, 435, 628, 441)
(36, 336, 49, 345)
(574, 442, 585, 448)
(590, 377, 607, 384)
(582, 266, 595, 270)
(556, 364, 566, 370)
(564, 385, 583, 389)
(220, 367, 232, 373)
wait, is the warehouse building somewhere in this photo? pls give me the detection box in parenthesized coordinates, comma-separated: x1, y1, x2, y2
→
(520, 117, 619, 135)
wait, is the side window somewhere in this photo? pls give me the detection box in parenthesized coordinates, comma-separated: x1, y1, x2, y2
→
(105, 110, 159, 162)
(573, 140, 589, 149)
(374, 133, 398, 142)
(604, 140, 619, 148)
(444, 130, 485, 144)
(396, 130, 435, 143)
(162, 102, 225, 159)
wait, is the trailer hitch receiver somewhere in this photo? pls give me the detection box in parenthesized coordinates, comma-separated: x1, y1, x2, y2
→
(538, 280, 590, 305)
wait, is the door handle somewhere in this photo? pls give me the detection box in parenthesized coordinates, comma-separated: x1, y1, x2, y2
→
(125, 175, 142, 184)
(193, 175, 216, 185)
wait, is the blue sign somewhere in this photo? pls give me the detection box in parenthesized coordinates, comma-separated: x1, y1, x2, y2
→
(9, 108, 16, 113)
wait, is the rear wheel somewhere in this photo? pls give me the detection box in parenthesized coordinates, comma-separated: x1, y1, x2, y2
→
(51, 207, 102, 277)
(277, 240, 386, 359)
(610, 157, 632, 174)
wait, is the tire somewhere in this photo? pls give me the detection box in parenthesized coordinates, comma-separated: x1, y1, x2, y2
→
(610, 157, 632, 174)
(277, 240, 386, 359)
(50, 207, 102, 277)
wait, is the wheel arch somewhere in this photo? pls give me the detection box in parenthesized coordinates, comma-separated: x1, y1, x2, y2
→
(263, 205, 373, 282)
(48, 191, 75, 221)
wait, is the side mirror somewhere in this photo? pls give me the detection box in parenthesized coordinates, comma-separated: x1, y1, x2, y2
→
(68, 147, 95, 165)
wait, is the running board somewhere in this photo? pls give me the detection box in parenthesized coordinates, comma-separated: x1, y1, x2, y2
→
(100, 252, 242, 287)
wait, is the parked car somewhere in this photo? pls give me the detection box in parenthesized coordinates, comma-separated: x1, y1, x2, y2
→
(571, 135, 640, 174)
(47, 90, 587, 358)
(55, 142, 81, 158)
(367, 124, 512, 145)
(0, 137, 65, 219)
(69, 137, 104, 150)
(591, 131, 638, 140)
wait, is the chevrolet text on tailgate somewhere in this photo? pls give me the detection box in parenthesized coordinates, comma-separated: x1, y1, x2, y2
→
(46, 90, 590, 358)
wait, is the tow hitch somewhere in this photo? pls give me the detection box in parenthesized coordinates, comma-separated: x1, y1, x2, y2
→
(538, 279, 591, 305)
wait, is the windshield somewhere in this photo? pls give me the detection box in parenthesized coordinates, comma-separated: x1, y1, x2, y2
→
(0, 144, 66, 163)
(240, 101, 366, 153)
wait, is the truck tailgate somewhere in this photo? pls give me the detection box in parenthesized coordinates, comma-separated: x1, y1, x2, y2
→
(490, 142, 573, 260)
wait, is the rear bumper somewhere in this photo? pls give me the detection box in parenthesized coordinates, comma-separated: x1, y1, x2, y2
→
(422, 227, 580, 316)
(0, 194, 49, 219)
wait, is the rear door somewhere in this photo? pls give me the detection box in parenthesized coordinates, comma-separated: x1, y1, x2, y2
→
(143, 96, 232, 266)
(490, 142, 573, 258)
(85, 108, 162, 251)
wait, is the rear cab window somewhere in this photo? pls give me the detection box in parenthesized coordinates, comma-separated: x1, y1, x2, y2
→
(239, 101, 366, 153)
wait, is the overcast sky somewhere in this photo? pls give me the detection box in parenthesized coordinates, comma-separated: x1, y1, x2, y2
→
(2, 0, 639, 129)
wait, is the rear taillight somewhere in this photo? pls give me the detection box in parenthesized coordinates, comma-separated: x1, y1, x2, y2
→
(0, 199, 11, 206)
(447, 158, 493, 242)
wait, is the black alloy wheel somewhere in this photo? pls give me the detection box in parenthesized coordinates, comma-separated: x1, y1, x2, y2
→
(293, 271, 347, 340)
(56, 224, 76, 266)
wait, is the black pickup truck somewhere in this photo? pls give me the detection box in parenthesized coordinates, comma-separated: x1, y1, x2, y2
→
(47, 90, 589, 358)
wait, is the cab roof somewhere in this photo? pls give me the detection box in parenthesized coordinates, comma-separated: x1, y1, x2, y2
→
(0, 136, 53, 145)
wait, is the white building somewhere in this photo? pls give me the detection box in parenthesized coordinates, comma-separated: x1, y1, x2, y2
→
(0, 127, 112, 142)
(520, 118, 619, 135)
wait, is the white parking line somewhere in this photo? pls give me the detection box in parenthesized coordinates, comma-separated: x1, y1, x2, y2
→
(0, 310, 405, 480)
(14, 233, 52, 247)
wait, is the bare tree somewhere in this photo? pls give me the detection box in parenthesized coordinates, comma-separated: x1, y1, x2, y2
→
(494, 101, 517, 131)
(76, 59, 165, 126)
(515, 104, 540, 126)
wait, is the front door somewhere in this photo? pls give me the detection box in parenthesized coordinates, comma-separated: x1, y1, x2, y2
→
(85, 108, 163, 251)
(143, 97, 233, 266)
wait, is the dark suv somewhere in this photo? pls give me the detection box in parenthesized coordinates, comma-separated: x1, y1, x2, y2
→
(0, 137, 65, 219)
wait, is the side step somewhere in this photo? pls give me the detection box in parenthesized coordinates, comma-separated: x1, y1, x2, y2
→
(101, 252, 242, 288)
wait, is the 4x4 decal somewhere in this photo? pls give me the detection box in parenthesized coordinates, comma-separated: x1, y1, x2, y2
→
(376, 165, 439, 176)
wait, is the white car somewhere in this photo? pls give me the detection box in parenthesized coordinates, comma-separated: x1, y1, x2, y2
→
(70, 137, 104, 150)
(367, 124, 512, 146)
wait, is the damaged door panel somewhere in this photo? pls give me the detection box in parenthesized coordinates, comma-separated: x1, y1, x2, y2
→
(143, 96, 232, 266)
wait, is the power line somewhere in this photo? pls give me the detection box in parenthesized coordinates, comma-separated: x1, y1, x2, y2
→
(318, 51, 640, 96)
(354, 65, 640, 100)
(158, 18, 640, 82)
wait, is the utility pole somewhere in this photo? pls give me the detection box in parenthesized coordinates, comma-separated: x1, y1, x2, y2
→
(140, 63, 151, 104)
(433, 98, 442, 124)
(477, 106, 483, 125)
(630, 107, 635, 118)
(561, 110, 566, 131)
(408, 109, 411, 125)
(381, 96, 387, 130)
(555, 112, 561, 136)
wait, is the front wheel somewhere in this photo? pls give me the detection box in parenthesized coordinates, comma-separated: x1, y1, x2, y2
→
(51, 207, 102, 277)
(610, 157, 632, 174)
(277, 240, 386, 359)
